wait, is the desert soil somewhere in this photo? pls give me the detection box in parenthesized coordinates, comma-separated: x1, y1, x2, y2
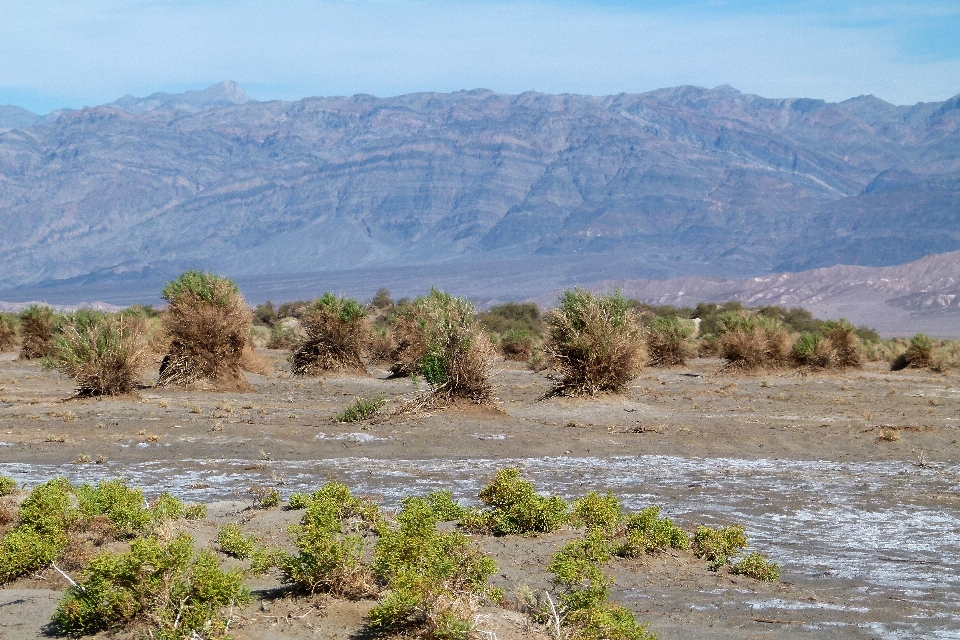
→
(0, 350, 958, 639)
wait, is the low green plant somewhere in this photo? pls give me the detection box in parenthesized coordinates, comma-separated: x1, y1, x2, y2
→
(368, 498, 498, 640)
(462, 468, 569, 535)
(0, 526, 64, 582)
(421, 489, 466, 521)
(499, 329, 537, 361)
(546, 531, 656, 640)
(731, 552, 781, 582)
(249, 486, 281, 509)
(692, 524, 748, 570)
(334, 396, 386, 422)
(616, 506, 689, 557)
(151, 492, 186, 521)
(571, 492, 622, 535)
(288, 492, 312, 510)
(53, 533, 251, 638)
(184, 503, 207, 520)
(17, 477, 78, 537)
(0, 476, 17, 496)
(76, 479, 151, 538)
(791, 331, 831, 368)
(216, 523, 258, 559)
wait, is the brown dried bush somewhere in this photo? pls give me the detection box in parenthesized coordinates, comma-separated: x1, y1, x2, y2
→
(717, 313, 789, 371)
(544, 288, 646, 395)
(18, 305, 55, 359)
(823, 319, 863, 369)
(367, 327, 395, 364)
(47, 312, 149, 396)
(157, 271, 254, 391)
(645, 316, 695, 367)
(291, 294, 368, 375)
(499, 329, 536, 361)
(389, 289, 494, 403)
(892, 333, 935, 371)
(0, 313, 18, 352)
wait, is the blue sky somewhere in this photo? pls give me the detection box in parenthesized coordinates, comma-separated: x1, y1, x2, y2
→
(1, 0, 959, 113)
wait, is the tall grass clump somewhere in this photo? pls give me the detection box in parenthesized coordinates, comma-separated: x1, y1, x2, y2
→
(292, 293, 368, 375)
(0, 313, 18, 352)
(157, 271, 254, 391)
(544, 289, 646, 395)
(717, 312, 789, 371)
(389, 289, 494, 403)
(645, 316, 694, 367)
(45, 312, 148, 396)
(18, 305, 56, 359)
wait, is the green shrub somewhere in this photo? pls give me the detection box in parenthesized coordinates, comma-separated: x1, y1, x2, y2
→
(216, 523, 258, 559)
(0, 476, 17, 496)
(17, 477, 78, 536)
(0, 313, 18, 352)
(645, 316, 694, 367)
(288, 492, 311, 510)
(291, 293, 368, 375)
(401, 490, 465, 522)
(547, 531, 656, 640)
(692, 524, 748, 570)
(334, 396, 386, 423)
(0, 526, 64, 582)
(53, 533, 250, 638)
(389, 289, 494, 403)
(499, 329, 537, 361)
(790, 331, 830, 368)
(18, 305, 56, 359)
(249, 486, 280, 510)
(463, 468, 569, 535)
(369, 498, 497, 639)
(298, 481, 381, 528)
(731, 552, 781, 582)
(184, 503, 207, 520)
(571, 492, 622, 535)
(544, 289, 646, 396)
(616, 506, 689, 557)
(151, 492, 188, 521)
(76, 479, 151, 537)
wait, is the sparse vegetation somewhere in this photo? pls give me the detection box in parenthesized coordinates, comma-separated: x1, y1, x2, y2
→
(692, 524, 749, 570)
(292, 293, 368, 375)
(157, 271, 254, 390)
(334, 396, 386, 422)
(389, 289, 494, 403)
(216, 523, 258, 559)
(617, 506, 689, 556)
(544, 289, 646, 395)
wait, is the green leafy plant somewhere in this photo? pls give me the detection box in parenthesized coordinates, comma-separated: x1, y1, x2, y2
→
(368, 497, 497, 639)
(499, 329, 537, 361)
(692, 524, 748, 570)
(0, 526, 64, 582)
(571, 492, 622, 535)
(616, 506, 689, 557)
(53, 533, 251, 638)
(216, 523, 258, 559)
(462, 468, 569, 535)
(75, 479, 151, 538)
(334, 396, 386, 423)
(0, 476, 17, 496)
(731, 552, 781, 582)
(544, 289, 646, 396)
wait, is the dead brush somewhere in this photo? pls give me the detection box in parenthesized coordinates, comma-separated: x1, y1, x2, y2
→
(823, 319, 863, 369)
(389, 289, 494, 404)
(892, 334, 936, 371)
(543, 288, 646, 396)
(0, 313, 18, 352)
(291, 294, 368, 375)
(18, 305, 55, 360)
(717, 312, 789, 372)
(366, 327, 395, 364)
(156, 271, 254, 391)
(46, 312, 149, 396)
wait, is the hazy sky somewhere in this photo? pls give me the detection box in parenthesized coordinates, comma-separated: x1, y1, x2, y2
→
(2, 0, 959, 113)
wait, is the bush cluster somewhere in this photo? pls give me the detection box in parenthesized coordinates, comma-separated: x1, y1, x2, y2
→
(462, 468, 570, 535)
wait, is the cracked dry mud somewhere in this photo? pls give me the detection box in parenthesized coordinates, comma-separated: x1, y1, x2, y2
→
(0, 350, 958, 639)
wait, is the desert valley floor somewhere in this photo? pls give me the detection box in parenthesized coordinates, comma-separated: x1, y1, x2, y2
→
(0, 350, 958, 639)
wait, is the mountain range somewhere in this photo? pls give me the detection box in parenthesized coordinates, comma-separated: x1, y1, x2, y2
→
(0, 80, 958, 330)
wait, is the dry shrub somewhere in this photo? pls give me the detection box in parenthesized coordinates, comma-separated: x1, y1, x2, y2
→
(367, 327, 395, 364)
(389, 289, 494, 403)
(18, 305, 55, 359)
(291, 294, 368, 375)
(544, 288, 646, 396)
(0, 313, 18, 352)
(717, 313, 789, 371)
(824, 319, 863, 369)
(157, 271, 254, 391)
(790, 332, 833, 369)
(891, 333, 935, 371)
(645, 316, 695, 367)
(240, 343, 273, 375)
(499, 329, 536, 361)
(47, 312, 149, 396)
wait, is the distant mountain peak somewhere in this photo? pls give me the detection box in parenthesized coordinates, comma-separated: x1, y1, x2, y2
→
(110, 80, 252, 115)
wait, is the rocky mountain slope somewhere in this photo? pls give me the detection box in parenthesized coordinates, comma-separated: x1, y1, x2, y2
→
(0, 83, 958, 293)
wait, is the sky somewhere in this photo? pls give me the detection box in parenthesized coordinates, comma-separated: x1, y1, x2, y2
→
(1, 0, 959, 114)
